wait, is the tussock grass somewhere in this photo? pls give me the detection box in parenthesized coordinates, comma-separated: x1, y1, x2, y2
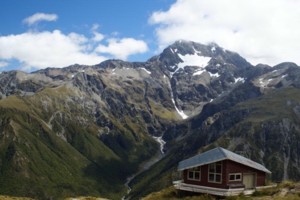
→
(64, 197, 108, 200)
(142, 186, 215, 200)
(0, 196, 33, 200)
(149, 100, 177, 121)
(237, 88, 300, 123)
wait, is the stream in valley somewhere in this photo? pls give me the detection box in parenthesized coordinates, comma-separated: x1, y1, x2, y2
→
(121, 136, 166, 200)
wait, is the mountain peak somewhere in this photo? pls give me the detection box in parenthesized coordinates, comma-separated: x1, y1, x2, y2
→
(148, 40, 251, 78)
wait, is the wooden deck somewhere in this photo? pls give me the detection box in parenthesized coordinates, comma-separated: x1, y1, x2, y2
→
(173, 181, 246, 196)
(173, 181, 277, 197)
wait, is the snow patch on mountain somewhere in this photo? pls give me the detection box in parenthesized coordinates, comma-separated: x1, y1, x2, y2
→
(281, 74, 288, 79)
(170, 65, 176, 70)
(208, 71, 220, 78)
(169, 51, 211, 78)
(141, 68, 151, 74)
(168, 81, 188, 119)
(177, 53, 211, 69)
(171, 97, 188, 119)
(234, 77, 245, 83)
(211, 46, 216, 53)
(193, 69, 206, 76)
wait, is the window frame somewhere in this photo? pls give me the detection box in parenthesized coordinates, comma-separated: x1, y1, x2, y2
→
(228, 173, 242, 182)
(187, 167, 201, 181)
(208, 161, 222, 184)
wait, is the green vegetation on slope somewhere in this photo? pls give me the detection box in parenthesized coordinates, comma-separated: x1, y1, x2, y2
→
(0, 196, 34, 200)
(236, 87, 300, 122)
(0, 84, 160, 199)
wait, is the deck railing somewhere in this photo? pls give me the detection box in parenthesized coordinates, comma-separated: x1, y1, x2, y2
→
(173, 181, 277, 197)
(173, 181, 247, 196)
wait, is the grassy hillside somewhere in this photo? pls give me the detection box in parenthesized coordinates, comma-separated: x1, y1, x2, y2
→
(0, 84, 160, 199)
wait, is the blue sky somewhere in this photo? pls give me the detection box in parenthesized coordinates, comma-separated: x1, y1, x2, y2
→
(1, 0, 300, 71)
(0, 0, 172, 36)
(0, 0, 175, 71)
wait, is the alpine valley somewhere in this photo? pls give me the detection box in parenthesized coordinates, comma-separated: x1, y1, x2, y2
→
(1, 40, 300, 199)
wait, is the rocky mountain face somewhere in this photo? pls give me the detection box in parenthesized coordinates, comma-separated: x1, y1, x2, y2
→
(127, 49, 300, 198)
(0, 40, 300, 199)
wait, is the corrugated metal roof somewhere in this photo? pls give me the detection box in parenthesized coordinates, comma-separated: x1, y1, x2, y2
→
(178, 147, 271, 173)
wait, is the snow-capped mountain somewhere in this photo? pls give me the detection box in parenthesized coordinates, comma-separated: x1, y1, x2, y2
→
(1, 40, 300, 199)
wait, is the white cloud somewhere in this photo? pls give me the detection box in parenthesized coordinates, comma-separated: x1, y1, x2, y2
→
(93, 32, 105, 42)
(91, 24, 104, 42)
(0, 61, 8, 68)
(0, 28, 149, 70)
(0, 16, 149, 70)
(95, 38, 148, 60)
(150, 0, 300, 66)
(0, 30, 106, 70)
(23, 13, 58, 26)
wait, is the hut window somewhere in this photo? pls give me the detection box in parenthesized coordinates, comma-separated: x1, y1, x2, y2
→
(187, 167, 201, 181)
(229, 173, 242, 181)
(208, 161, 222, 183)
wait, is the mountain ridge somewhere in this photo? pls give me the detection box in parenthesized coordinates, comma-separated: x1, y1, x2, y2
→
(0, 40, 300, 199)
